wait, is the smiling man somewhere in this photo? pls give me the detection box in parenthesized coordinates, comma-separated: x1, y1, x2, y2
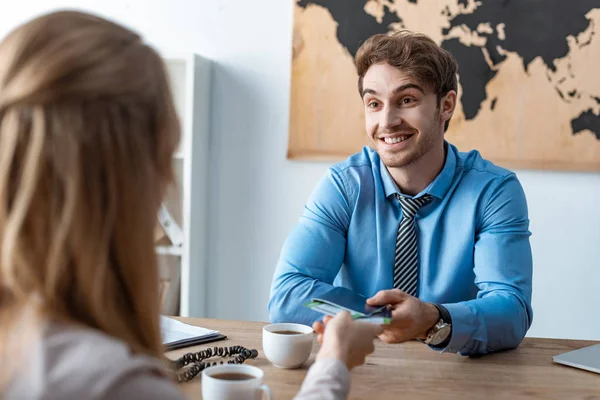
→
(268, 31, 533, 355)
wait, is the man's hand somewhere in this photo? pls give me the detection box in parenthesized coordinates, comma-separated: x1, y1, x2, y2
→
(366, 289, 439, 343)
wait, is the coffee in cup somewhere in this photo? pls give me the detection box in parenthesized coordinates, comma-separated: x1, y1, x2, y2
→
(202, 364, 272, 400)
(211, 372, 255, 381)
(262, 323, 314, 369)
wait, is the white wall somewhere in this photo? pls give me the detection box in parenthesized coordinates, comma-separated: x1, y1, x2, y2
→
(519, 171, 600, 340)
(1, 0, 599, 340)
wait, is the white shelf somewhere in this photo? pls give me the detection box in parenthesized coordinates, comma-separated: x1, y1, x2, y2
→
(158, 53, 211, 318)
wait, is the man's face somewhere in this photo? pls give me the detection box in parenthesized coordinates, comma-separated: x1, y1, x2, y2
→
(361, 62, 448, 169)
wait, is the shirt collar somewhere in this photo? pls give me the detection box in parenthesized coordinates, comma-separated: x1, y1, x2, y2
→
(380, 141, 457, 200)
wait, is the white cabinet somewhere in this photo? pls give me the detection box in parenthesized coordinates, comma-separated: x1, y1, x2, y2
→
(157, 53, 211, 318)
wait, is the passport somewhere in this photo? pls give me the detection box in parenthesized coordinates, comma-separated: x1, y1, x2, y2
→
(304, 287, 392, 324)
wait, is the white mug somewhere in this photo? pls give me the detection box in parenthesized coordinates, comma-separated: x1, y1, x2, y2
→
(202, 364, 272, 400)
(263, 323, 314, 369)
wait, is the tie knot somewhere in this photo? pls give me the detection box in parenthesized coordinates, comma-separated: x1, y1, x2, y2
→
(396, 194, 432, 219)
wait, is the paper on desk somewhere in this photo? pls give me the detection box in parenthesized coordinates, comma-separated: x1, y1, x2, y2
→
(160, 316, 220, 345)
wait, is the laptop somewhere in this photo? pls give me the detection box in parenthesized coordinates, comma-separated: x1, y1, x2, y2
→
(552, 343, 600, 374)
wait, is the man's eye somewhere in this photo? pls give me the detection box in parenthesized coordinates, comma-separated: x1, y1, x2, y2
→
(401, 98, 415, 104)
(368, 101, 379, 108)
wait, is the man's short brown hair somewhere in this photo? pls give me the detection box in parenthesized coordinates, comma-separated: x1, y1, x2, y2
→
(355, 30, 458, 131)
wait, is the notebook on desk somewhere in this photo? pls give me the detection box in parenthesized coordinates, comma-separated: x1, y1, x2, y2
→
(161, 316, 227, 351)
(552, 343, 600, 374)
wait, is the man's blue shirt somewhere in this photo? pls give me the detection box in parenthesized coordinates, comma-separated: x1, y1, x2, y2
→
(268, 143, 533, 355)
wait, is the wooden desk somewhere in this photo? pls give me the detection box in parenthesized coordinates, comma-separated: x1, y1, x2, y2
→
(166, 318, 600, 399)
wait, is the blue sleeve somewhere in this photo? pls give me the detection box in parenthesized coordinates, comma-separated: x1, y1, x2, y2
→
(268, 168, 356, 325)
(440, 174, 533, 355)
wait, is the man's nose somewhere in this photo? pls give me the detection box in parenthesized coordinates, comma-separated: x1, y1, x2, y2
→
(381, 106, 402, 131)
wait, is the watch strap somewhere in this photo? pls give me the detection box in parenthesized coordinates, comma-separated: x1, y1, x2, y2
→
(433, 303, 452, 325)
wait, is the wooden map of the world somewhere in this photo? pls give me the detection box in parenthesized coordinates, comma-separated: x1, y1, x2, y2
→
(289, 0, 600, 171)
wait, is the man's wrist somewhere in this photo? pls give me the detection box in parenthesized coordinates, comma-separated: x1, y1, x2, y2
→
(429, 304, 453, 348)
(419, 302, 441, 339)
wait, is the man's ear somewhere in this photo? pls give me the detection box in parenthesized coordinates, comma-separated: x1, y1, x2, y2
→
(440, 90, 457, 124)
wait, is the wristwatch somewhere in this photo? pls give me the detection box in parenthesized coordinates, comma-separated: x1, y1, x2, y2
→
(423, 304, 452, 346)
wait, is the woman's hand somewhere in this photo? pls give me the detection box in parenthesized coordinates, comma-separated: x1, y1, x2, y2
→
(313, 311, 383, 370)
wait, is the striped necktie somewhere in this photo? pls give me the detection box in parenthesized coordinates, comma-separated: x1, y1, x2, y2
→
(393, 194, 432, 296)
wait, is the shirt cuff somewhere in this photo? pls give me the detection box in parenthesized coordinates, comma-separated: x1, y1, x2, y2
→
(296, 358, 351, 400)
(309, 357, 350, 379)
(433, 302, 475, 354)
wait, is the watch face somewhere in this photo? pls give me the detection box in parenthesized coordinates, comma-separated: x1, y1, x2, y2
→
(431, 325, 451, 345)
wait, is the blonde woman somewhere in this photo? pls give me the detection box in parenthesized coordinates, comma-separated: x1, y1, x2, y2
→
(0, 10, 381, 400)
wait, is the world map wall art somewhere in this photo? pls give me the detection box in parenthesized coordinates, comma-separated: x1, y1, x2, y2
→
(288, 0, 600, 171)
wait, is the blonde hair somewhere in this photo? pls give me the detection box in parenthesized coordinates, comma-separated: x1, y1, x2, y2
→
(0, 10, 180, 388)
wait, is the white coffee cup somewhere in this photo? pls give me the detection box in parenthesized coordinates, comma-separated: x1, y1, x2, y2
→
(202, 364, 272, 400)
(263, 323, 314, 369)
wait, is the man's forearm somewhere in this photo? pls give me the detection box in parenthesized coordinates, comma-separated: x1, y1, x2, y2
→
(268, 215, 348, 324)
(268, 272, 341, 325)
(440, 291, 532, 355)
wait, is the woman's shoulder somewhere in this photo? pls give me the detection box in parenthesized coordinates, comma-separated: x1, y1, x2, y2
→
(45, 323, 170, 396)
(12, 322, 179, 399)
(44, 322, 160, 371)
